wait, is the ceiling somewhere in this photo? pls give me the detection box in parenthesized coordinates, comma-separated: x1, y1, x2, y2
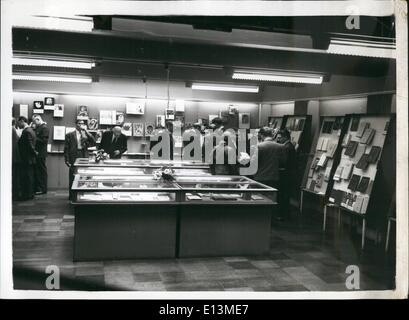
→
(12, 15, 396, 98)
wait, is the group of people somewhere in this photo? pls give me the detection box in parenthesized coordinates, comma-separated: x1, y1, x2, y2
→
(12, 115, 49, 201)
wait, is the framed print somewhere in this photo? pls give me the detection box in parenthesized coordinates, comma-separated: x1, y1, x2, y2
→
(100, 110, 113, 125)
(53, 126, 66, 141)
(122, 122, 132, 136)
(126, 101, 145, 115)
(88, 118, 99, 130)
(145, 123, 155, 136)
(33, 101, 44, 114)
(44, 97, 55, 110)
(77, 105, 89, 120)
(165, 107, 175, 120)
(116, 111, 125, 125)
(133, 123, 144, 137)
(156, 114, 165, 128)
(239, 112, 250, 129)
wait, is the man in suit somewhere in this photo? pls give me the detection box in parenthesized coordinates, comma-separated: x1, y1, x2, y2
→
(33, 115, 49, 194)
(99, 126, 128, 159)
(64, 119, 96, 200)
(12, 118, 21, 201)
(17, 116, 37, 201)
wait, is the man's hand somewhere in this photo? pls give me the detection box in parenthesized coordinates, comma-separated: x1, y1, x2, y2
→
(113, 150, 120, 156)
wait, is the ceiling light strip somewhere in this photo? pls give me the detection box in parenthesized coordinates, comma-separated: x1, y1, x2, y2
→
(12, 57, 95, 69)
(232, 72, 323, 84)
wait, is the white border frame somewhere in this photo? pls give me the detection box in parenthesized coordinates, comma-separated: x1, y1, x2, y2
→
(1, 0, 407, 299)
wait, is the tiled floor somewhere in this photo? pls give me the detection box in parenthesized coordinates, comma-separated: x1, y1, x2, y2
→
(12, 191, 395, 291)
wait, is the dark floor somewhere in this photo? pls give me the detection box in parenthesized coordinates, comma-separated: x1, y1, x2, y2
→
(12, 191, 395, 291)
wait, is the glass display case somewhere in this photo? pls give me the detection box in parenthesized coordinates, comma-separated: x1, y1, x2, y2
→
(176, 176, 277, 204)
(71, 175, 179, 203)
(74, 158, 209, 169)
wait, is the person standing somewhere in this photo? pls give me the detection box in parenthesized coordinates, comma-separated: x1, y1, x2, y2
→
(17, 116, 37, 201)
(33, 115, 49, 194)
(277, 128, 296, 221)
(12, 118, 21, 201)
(99, 126, 128, 159)
(64, 119, 96, 200)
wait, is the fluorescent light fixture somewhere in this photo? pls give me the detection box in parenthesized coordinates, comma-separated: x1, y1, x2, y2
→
(13, 57, 95, 69)
(233, 69, 323, 84)
(191, 83, 259, 93)
(327, 38, 396, 59)
(13, 74, 93, 83)
(14, 16, 94, 32)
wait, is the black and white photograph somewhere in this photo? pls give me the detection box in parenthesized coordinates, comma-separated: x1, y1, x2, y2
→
(0, 0, 407, 303)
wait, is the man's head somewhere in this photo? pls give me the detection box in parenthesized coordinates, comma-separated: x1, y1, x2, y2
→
(17, 116, 28, 129)
(277, 128, 291, 144)
(33, 115, 43, 127)
(76, 119, 86, 131)
(258, 127, 273, 141)
(112, 126, 122, 138)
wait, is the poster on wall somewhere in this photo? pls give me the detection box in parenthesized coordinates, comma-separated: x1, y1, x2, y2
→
(239, 113, 251, 129)
(122, 122, 132, 136)
(126, 101, 145, 115)
(175, 100, 185, 112)
(116, 111, 125, 125)
(133, 123, 144, 137)
(53, 104, 64, 117)
(156, 115, 165, 128)
(33, 101, 44, 114)
(145, 123, 155, 136)
(53, 126, 66, 141)
(88, 118, 99, 130)
(19, 104, 28, 118)
(77, 105, 89, 120)
(165, 107, 175, 120)
(44, 97, 55, 110)
(95, 130, 103, 144)
(228, 105, 238, 115)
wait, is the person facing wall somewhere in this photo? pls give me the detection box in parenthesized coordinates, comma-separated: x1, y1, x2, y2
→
(12, 118, 21, 201)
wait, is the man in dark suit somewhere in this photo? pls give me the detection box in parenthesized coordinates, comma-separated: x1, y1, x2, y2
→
(12, 118, 21, 201)
(277, 128, 296, 221)
(17, 116, 37, 201)
(64, 119, 96, 200)
(99, 126, 128, 159)
(33, 115, 49, 194)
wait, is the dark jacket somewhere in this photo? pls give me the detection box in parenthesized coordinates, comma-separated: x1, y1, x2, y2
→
(252, 139, 285, 182)
(35, 123, 49, 158)
(12, 127, 21, 163)
(64, 129, 96, 164)
(99, 131, 128, 159)
(210, 144, 239, 175)
(18, 126, 37, 165)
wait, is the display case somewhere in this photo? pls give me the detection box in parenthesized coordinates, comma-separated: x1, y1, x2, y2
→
(175, 176, 278, 258)
(71, 175, 180, 261)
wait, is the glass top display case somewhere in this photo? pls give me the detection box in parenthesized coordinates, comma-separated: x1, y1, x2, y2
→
(74, 158, 209, 169)
(71, 175, 179, 204)
(175, 176, 277, 204)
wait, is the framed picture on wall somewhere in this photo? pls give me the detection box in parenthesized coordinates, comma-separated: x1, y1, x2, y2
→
(156, 115, 165, 128)
(95, 130, 103, 144)
(126, 101, 145, 115)
(165, 107, 175, 120)
(122, 122, 132, 136)
(145, 123, 155, 136)
(133, 123, 144, 137)
(53, 104, 64, 117)
(44, 97, 55, 110)
(53, 126, 66, 141)
(33, 101, 44, 114)
(19, 104, 28, 118)
(77, 105, 89, 120)
(239, 113, 250, 129)
(88, 118, 99, 130)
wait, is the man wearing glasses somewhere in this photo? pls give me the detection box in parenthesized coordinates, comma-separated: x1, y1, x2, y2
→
(64, 119, 95, 200)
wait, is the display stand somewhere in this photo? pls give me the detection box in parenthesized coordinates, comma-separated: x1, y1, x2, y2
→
(325, 114, 395, 249)
(267, 116, 283, 130)
(300, 116, 349, 221)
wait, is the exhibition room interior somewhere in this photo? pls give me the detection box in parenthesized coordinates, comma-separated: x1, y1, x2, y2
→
(10, 14, 397, 291)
